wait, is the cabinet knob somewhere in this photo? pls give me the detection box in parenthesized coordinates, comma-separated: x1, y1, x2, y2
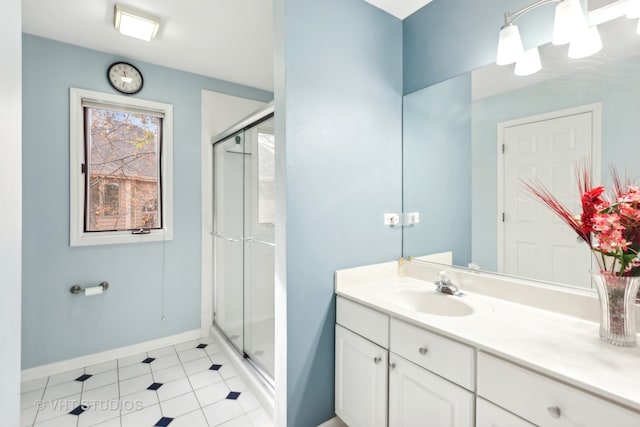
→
(390, 362, 396, 370)
(373, 356, 382, 364)
(418, 347, 428, 355)
(547, 406, 561, 419)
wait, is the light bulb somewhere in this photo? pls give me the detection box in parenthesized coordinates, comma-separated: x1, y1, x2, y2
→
(497, 24, 525, 65)
(515, 47, 542, 76)
(553, 0, 588, 45)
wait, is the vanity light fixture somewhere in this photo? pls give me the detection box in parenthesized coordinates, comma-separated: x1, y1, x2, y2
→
(496, 24, 525, 65)
(514, 47, 542, 76)
(552, 0, 588, 45)
(495, 0, 615, 76)
(114, 3, 161, 42)
(568, 25, 603, 58)
(627, 0, 640, 18)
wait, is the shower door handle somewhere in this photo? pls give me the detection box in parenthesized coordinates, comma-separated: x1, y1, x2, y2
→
(244, 237, 275, 247)
(211, 232, 242, 242)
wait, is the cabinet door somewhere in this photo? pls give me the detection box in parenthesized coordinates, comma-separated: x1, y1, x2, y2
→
(335, 325, 387, 427)
(389, 354, 473, 427)
(476, 397, 534, 427)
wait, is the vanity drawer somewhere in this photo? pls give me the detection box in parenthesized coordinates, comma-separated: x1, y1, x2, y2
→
(477, 352, 640, 427)
(476, 397, 534, 427)
(336, 296, 389, 348)
(390, 319, 474, 390)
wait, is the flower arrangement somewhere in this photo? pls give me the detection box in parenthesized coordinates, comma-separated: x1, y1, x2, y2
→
(524, 162, 640, 346)
(522, 162, 640, 278)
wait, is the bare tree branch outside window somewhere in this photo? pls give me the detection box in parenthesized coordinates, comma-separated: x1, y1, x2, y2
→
(84, 107, 162, 232)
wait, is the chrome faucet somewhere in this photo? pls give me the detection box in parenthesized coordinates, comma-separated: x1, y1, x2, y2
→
(434, 271, 463, 296)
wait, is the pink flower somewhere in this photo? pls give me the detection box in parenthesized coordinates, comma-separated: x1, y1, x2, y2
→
(592, 213, 630, 253)
(619, 186, 640, 203)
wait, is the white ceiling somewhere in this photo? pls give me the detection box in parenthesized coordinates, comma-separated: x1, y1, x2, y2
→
(21, 0, 433, 93)
(22, 0, 275, 92)
(363, 0, 432, 19)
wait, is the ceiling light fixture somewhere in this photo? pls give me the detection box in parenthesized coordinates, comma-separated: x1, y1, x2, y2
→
(114, 3, 161, 42)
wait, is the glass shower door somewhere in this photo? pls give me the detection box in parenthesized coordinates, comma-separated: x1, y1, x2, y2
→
(213, 132, 245, 353)
(243, 117, 275, 379)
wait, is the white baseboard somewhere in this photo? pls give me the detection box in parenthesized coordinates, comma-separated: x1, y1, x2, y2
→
(21, 329, 201, 382)
(209, 325, 275, 421)
(317, 416, 347, 427)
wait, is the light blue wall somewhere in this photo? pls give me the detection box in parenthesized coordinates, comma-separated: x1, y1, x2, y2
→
(403, 73, 471, 265)
(472, 55, 640, 271)
(275, 0, 403, 425)
(403, 0, 557, 94)
(21, 34, 272, 369)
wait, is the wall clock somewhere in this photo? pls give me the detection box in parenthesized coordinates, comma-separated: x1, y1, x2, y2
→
(107, 62, 143, 94)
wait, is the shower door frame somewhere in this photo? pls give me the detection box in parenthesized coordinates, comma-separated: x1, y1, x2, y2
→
(210, 103, 275, 385)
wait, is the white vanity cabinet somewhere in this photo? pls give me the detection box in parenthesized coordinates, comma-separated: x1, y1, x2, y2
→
(336, 295, 640, 427)
(335, 297, 390, 427)
(336, 296, 475, 427)
(477, 352, 640, 427)
(389, 354, 474, 426)
(335, 325, 388, 427)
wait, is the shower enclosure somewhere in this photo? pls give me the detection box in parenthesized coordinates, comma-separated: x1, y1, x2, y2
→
(212, 104, 275, 382)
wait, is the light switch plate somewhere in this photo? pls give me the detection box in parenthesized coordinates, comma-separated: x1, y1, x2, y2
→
(404, 212, 420, 225)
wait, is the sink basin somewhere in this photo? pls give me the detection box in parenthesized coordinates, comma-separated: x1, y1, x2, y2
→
(383, 289, 473, 317)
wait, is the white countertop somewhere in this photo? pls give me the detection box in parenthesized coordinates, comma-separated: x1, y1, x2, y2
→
(336, 271, 640, 414)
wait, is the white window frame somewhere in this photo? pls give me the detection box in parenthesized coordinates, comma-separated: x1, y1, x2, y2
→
(70, 87, 173, 246)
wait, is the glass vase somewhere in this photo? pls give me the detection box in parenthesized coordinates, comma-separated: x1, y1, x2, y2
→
(591, 272, 640, 347)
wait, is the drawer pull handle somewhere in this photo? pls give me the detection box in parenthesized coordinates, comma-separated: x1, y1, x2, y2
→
(547, 406, 561, 419)
(418, 347, 428, 355)
(373, 356, 382, 364)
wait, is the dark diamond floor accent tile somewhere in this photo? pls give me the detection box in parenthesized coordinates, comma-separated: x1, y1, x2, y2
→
(69, 405, 88, 416)
(209, 364, 222, 371)
(155, 417, 174, 426)
(147, 382, 163, 391)
(226, 391, 241, 400)
(196, 343, 207, 349)
(75, 374, 93, 382)
(142, 357, 156, 364)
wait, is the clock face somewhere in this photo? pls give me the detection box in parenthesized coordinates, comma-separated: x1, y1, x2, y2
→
(107, 62, 143, 94)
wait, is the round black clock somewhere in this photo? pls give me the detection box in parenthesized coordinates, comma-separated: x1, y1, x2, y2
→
(107, 62, 143, 94)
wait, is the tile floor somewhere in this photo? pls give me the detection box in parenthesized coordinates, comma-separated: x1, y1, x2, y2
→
(21, 336, 273, 427)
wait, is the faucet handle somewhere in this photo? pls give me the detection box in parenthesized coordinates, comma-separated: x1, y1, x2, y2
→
(438, 270, 450, 283)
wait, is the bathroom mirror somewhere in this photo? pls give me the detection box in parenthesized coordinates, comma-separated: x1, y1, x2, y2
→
(402, 15, 640, 291)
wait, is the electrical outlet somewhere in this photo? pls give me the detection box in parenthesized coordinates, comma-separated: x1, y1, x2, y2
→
(384, 213, 400, 226)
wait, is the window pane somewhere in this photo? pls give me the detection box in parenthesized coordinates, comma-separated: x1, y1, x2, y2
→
(85, 106, 162, 232)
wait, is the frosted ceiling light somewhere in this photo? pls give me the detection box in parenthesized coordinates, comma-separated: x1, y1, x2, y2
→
(514, 47, 542, 76)
(552, 0, 587, 45)
(568, 25, 602, 59)
(497, 24, 525, 65)
(627, 0, 640, 18)
(114, 4, 161, 42)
